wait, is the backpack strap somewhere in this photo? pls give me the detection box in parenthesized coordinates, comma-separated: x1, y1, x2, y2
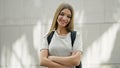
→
(70, 31, 76, 47)
(47, 31, 76, 46)
(76, 62, 82, 68)
(71, 31, 82, 68)
(47, 31, 81, 68)
(47, 31, 76, 47)
(47, 31, 55, 45)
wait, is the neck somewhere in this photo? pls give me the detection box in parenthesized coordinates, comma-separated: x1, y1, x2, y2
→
(56, 27, 68, 35)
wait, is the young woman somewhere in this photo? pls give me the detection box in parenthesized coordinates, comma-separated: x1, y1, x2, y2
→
(40, 3, 83, 68)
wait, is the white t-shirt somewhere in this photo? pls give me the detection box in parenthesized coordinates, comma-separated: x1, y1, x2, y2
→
(40, 31, 83, 56)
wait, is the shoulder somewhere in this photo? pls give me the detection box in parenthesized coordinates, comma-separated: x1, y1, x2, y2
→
(42, 30, 55, 39)
(74, 31, 82, 39)
(72, 31, 80, 36)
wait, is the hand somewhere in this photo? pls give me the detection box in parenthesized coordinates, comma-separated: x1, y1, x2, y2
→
(48, 56, 70, 68)
(48, 56, 55, 61)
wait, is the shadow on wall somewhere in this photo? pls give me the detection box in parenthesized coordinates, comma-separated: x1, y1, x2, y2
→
(0, 0, 63, 68)
(0, 20, 48, 68)
(0, 23, 41, 68)
(81, 0, 120, 68)
(0, 0, 120, 68)
(106, 0, 120, 67)
(82, 23, 120, 68)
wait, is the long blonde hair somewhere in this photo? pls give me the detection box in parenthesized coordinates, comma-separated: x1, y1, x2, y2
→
(48, 3, 74, 36)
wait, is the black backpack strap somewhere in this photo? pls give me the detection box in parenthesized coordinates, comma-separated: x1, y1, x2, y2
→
(71, 31, 82, 68)
(47, 31, 76, 46)
(76, 62, 82, 68)
(70, 31, 76, 47)
(47, 31, 55, 45)
(47, 31, 81, 68)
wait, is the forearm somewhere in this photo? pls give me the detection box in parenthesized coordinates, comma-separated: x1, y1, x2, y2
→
(40, 57, 57, 67)
(49, 56, 75, 66)
(40, 57, 70, 68)
(49, 52, 81, 66)
(40, 50, 70, 68)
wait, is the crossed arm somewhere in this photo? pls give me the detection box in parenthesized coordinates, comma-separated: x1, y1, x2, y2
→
(40, 49, 82, 68)
(48, 51, 82, 66)
(40, 49, 70, 68)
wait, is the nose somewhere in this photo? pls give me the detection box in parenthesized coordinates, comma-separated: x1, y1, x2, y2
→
(62, 16, 67, 21)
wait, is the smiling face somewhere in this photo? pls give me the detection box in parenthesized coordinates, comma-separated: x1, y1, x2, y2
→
(49, 3, 74, 33)
(57, 8, 72, 28)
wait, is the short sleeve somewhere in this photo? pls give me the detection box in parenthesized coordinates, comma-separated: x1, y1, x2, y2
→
(40, 36, 49, 51)
(72, 32, 83, 53)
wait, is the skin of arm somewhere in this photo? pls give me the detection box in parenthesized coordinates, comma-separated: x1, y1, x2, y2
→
(48, 51, 82, 66)
(40, 49, 70, 68)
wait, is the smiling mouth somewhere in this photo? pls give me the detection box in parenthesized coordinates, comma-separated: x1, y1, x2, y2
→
(61, 20, 67, 24)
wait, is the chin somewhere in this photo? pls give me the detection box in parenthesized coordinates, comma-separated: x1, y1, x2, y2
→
(59, 23, 68, 28)
(61, 25, 67, 27)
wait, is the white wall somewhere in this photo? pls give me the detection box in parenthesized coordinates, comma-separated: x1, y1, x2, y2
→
(0, 0, 120, 68)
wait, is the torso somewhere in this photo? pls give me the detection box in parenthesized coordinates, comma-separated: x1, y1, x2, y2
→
(49, 31, 72, 56)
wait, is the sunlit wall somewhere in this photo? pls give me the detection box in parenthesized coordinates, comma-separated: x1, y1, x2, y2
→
(0, 0, 120, 68)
